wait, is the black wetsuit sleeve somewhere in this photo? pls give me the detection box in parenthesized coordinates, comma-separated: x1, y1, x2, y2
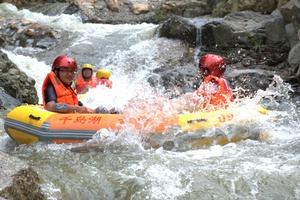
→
(44, 84, 57, 104)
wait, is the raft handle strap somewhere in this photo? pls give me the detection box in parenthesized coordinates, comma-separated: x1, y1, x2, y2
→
(29, 114, 41, 120)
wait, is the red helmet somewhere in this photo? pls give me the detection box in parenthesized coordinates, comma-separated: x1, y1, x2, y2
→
(52, 55, 78, 71)
(199, 54, 226, 77)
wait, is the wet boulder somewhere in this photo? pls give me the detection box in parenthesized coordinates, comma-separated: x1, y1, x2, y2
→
(288, 42, 300, 67)
(199, 20, 234, 49)
(161, 0, 213, 18)
(105, 0, 120, 12)
(279, 0, 300, 46)
(146, 38, 197, 96)
(158, 16, 197, 46)
(0, 152, 45, 200)
(150, 62, 198, 97)
(285, 22, 299, 47)
(201, 11, 290, 66)
(63, 2, 80, 15)
(0, 50, 38, 104)
(279, 0, 300, 25)
(0, 87, 21, 110)
(2, 0, 67, 7)
(66, 0, 157, 24)
(130, 3, 150, 15)
(226, 68, 275, 97)
(0, 18, 61, 49)
(212, 0, 281, 17)
(157, 0, 288, 18)
(1, 0, 44, 6)
(158, 11, 290, 67)
(285, 42, 300, 82)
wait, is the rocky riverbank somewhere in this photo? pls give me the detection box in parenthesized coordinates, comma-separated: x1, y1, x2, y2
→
(0, 0, 299, 104)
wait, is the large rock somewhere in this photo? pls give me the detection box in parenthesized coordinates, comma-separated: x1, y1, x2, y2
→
(0, 152, 45, 200)
(0, 18, 62, 49)
(201, 11, 290, 66)
(227, 68, 275, 97)
(105, 0, 119, 12)
(1, 0, 50, 6)
(280, 0, 300, 24)
(146, 38, 198, 96)
(2, 0, 293, 25)
(0, 50, 38, 104)
(200, 20, 234, 49)
(131, 3, 150, 15)
(285, 42, 300, 84)
(0, 87, 20, 110)
(224, 11, 287, 48)
(65, 0, 157, 24)
(1, 0, 68, 6)
(161, 0, 213, 18)
(158, 11, 290, 66)
(212, 0, 284, 17)
(158, 16, 197, 46)
(285, 22, 299, 47)
(66, 0, 103, 23)
(288, 42, 300, 68)
(279, 0, 300, 46)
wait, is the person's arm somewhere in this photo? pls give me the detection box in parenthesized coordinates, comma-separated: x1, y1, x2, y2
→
(44, 84, 95, 113)
(45, 101, 95, 113)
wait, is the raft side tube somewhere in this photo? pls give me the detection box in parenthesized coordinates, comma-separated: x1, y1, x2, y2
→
(4, 118, 97, 144)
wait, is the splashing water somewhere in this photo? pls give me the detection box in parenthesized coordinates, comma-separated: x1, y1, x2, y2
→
(0, 3, 157, 37)
(231, 75, 299, 141)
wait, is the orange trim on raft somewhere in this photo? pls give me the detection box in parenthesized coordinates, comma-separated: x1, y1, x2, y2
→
(47, 113, 125, 131)
(46, 113, 178, 133)
(126, 115, 178, 133)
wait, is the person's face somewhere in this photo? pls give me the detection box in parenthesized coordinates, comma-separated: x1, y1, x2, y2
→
(82, 69, 92, 80)
(58, 67, 76, 85)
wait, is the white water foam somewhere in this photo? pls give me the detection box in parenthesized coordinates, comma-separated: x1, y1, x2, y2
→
(0, 3, 158, 37)
(145, 164, 191, 199)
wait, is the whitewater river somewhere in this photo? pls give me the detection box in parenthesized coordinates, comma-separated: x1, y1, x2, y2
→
(0, 3, 300, 200)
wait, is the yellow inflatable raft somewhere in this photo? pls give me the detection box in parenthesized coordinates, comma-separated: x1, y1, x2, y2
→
(4, 105, 125, 144)
(4, 105, 268, 144)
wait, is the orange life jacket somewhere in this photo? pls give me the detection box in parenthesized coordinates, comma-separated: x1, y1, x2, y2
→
(197, 75, 234, 108)
(42, 72, 78, 108)
(97, 79, 112, 88)
(75, 74, 97, 94)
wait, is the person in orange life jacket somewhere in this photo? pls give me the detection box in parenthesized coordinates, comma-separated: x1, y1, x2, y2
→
(75, 64, 97, 94)
(42, 55, 95, 113)
(195, 54, 234, 109)
(95, 69, 112, 88)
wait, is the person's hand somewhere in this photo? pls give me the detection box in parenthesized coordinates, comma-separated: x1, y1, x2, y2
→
(109, 108, 122, 114)
(95, 106, 109, 114)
